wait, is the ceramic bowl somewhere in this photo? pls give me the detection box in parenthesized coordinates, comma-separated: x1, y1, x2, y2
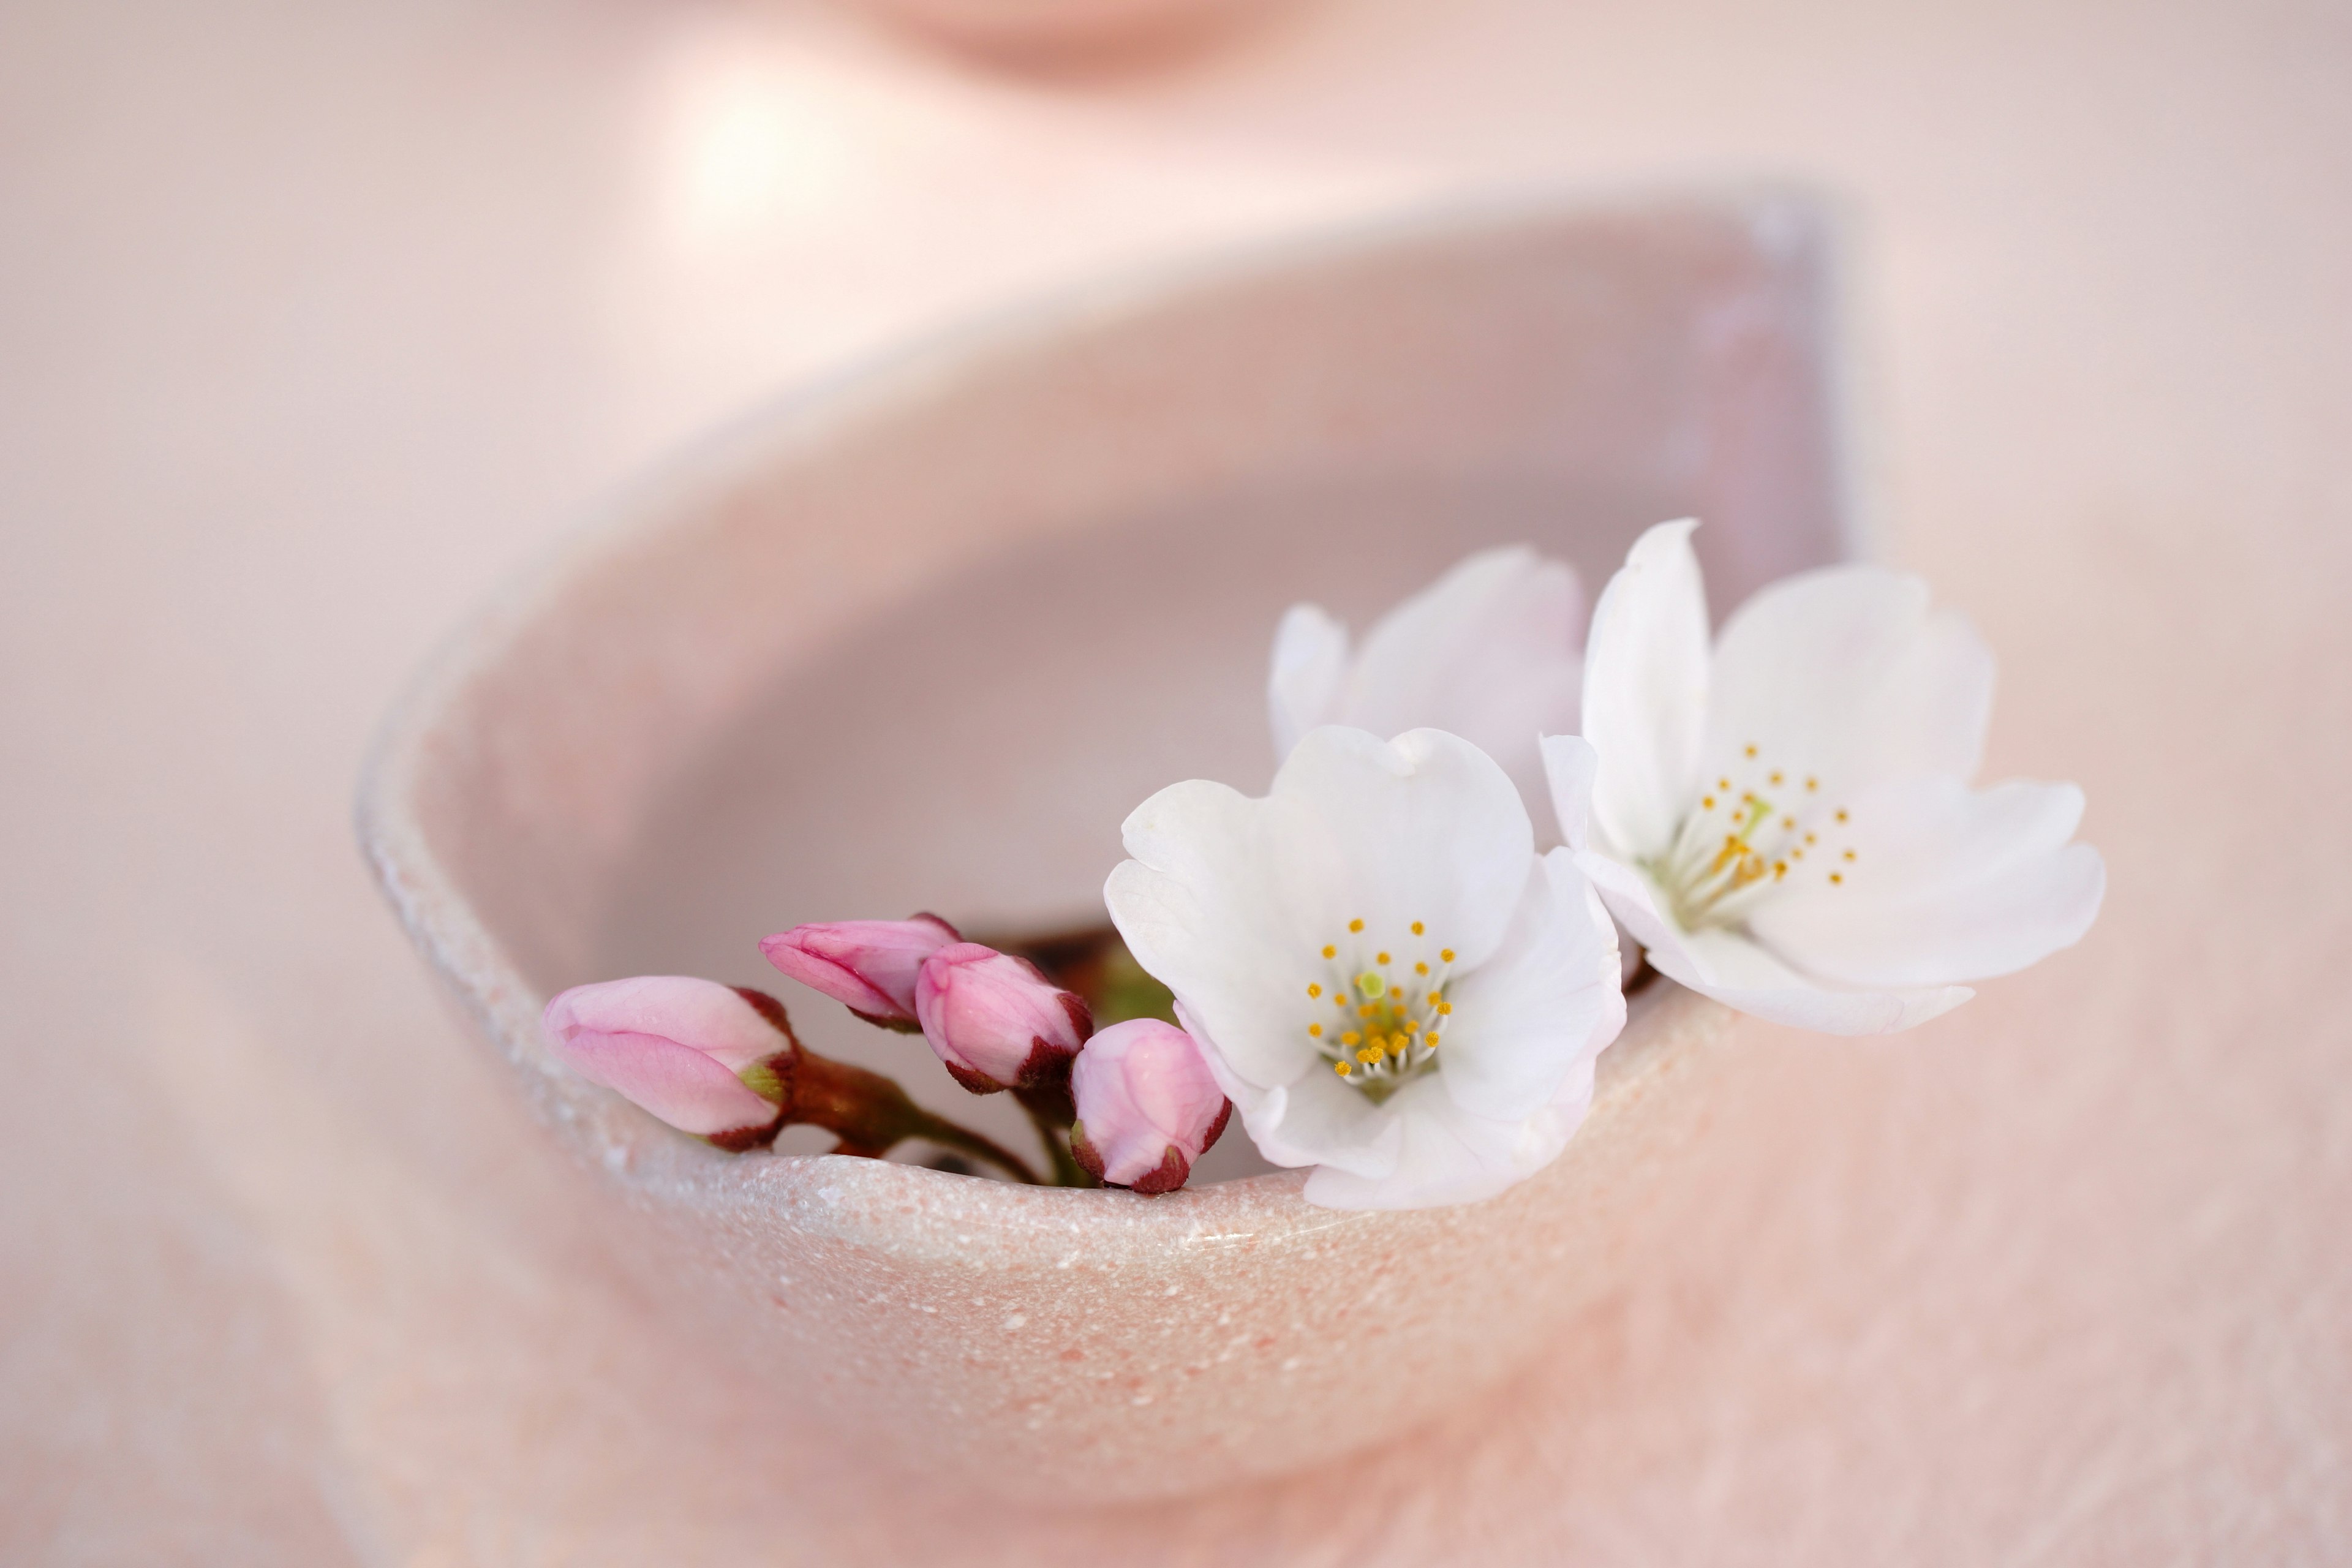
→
(848, 0, 1283, 60)
(358, 191, 1855, 1502)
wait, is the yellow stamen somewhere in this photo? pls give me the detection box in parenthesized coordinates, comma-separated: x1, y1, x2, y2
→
(1829, 872, 1844, 885)
(1439, 948, 1455, 963)
(1307, 982, 1321, 998)
(1376, 951, 1390, 966)
(1308, 1023, 1322, 1038)
(1414, 962, 1428, 976)
(1410, 921, 1425, 936)
(1348, 918, 1364, 933)
(1321, 944, 1336, 960)
(1341, 1031, 1360, 1046)
(1334, 1061, 1352, 1076)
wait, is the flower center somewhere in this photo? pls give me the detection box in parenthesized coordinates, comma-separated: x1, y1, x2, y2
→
(1302, 918, 1455, 1104)
(1643, 744, 1858, 931)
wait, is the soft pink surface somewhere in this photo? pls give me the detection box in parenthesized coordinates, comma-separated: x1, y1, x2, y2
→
(2, 1, 2348, 1564)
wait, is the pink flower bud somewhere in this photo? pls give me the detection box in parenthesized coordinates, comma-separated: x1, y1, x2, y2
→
(1068, 1019, 1232, 1195)
(913, 942, 1092, 1095)
(760, 914, 960, 1027)
(543, 976, 791, 1146)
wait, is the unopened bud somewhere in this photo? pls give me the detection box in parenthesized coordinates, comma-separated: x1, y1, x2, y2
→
(541, 976, 793, 1148)
(1068, 1019, 1232, 1196)
(913, 942, 1092, 1098)
(759, 914, 960, 1029)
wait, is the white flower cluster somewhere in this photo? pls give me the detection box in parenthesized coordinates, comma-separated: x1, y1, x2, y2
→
(1104, 527, 2105, 1211)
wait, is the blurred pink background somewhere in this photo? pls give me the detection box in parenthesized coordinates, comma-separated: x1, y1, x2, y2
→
(3, 0, 2348, 1561)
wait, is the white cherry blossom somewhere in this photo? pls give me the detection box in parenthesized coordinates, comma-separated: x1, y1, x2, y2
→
(1268, 546, 1585, 831)
(1105, 725, 1623, 1210)
(1549, 519, 2104, 1034)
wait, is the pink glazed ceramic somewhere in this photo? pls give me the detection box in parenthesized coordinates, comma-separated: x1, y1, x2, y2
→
(358, 193, 1855, 1503)
(847, 0, 1282, 59)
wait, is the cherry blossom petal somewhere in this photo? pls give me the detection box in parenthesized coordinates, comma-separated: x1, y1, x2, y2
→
(1541, 733, 1600, 853)
(1749, 776, 2105, 986)
(1267, 603, 1350, 758)
(1107, 783, 1313, 1088)
(1646, 926, 1974, 1035)
(1264, 729, 1534, 971)
(1302, 1061, 1596, 1210)
(1323, 548, 1586, 816)
(1439, 851, 1623, 1122)
(1198, 1027, 1400, 1179)
(1574, 848, 1706, 977)
(1704, 564, 1994, 791)
(1581, 519, 1710, 861)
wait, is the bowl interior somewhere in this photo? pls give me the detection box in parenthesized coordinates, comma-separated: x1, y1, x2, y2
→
(368, 192, 1851, 1175)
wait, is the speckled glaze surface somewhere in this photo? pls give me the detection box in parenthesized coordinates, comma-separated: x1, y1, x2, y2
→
(358, 194, 1852, 1501)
